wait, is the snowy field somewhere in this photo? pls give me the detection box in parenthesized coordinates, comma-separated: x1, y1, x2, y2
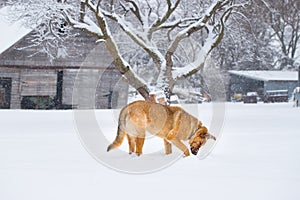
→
(0, 102, 300, 200)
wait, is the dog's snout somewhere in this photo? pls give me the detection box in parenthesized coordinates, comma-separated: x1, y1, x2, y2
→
(191, 149, 198, 155)
(190, 147, 199, 155)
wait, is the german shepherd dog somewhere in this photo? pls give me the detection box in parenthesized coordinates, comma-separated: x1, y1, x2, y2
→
(107, 100, 216, 157)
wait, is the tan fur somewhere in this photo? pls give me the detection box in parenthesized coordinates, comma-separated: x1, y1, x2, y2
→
(107, 100, 216, 157)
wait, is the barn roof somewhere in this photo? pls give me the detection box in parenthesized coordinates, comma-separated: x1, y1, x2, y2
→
(0, 6, 31, 55)
(228, 70, 298, 82)
(0, 7, 114, 69)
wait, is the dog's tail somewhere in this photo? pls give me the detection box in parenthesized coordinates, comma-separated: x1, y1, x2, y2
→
(107, 126, 126, 152)
(107, 107, 127, 152)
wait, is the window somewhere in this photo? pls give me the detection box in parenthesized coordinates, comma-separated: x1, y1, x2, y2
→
(0, 77, 12, 109)
(21, 96, 54, 109)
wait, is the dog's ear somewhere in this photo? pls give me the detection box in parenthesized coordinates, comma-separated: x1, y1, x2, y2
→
(206, 133, 216, 141)
(198, 126, 208, 135)
(198, 126, 216, 141)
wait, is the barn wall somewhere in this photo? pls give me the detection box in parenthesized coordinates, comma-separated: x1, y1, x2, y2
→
(62, 69, 78, 106)
(68, 69, 100, 109)
(0, 68, 58, 109)
(0, 68, 21, 109)
(96, 68, 128, 109)
(65, 69, 128, 109)
(20, 69, 57, 96)
(0, 67, 128, 109)
(264, 81, 298, 97)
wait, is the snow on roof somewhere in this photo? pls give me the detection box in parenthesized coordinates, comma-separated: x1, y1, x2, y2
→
(229, 70, 299, 81)
(0, 7, 32, 54)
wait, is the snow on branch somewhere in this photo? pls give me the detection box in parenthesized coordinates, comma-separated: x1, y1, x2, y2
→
(170, 0, 236, 80)
(99, 2, 166, 69)
(148, 0, 180, 37)
(167, 0, 230, 54)
(121, 0, 145, 26)
(66, 14, 103, 39)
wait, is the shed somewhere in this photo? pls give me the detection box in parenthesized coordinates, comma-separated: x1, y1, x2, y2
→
(0, 7, 128, 109)
(229, 70, 298, 99)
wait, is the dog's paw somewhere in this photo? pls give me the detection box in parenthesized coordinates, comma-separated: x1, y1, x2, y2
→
(183, 150, 190, 157)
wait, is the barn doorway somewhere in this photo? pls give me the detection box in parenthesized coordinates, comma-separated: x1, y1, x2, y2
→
(0, 77, 12, 109)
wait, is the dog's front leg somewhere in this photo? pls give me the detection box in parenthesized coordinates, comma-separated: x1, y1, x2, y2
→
(166, 111, 181, 140)
(164, 139, 172, 155)
(171, 138, 190, 157)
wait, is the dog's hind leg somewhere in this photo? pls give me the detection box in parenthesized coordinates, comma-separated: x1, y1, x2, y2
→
(164, 139, 172, 155)
(135, 129, 146, 156)
(126, 134, 136, 154)
(135, 137, 145, 156)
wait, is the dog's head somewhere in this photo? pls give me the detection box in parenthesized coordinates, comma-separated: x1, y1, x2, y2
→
(189, 126, 216, 155)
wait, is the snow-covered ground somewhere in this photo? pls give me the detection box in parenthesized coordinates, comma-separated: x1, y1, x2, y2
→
(0, 102, 300, 200)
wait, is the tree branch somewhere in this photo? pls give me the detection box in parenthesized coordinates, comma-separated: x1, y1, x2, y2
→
(100, 7, 165, 70)
(122, 0, 144, 26)
(166, 0, 226, 57)
(65, 11, 103, 39)
(85, 0, 150, 100)
(80, 1, 85, 22)
(148, 0, 181, 39)
(172, 2, 235, 80)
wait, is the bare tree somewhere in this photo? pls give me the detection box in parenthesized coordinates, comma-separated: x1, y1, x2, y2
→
(215, 0, 276, 71)
(7, 0, 243, 102)
(260, 0, 300, 70)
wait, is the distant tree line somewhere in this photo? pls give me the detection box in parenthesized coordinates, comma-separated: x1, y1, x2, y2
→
(214, 0, 300, 71)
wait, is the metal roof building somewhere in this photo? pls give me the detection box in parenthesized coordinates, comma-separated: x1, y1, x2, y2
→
(229, 70, 299, 99)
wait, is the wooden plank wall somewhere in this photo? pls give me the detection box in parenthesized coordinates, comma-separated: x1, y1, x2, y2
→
(0, 67, 128, 109)
(64, 69, 128, 109)
(62, 69, 78, 105)
(0, 68, 21, 109)
(96, 68, 128, 109)
(0, 68, 57, 108)
(20, 69, 57, 96)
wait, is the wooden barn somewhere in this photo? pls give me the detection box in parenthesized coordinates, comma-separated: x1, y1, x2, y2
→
(0, 9, 128, 109)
